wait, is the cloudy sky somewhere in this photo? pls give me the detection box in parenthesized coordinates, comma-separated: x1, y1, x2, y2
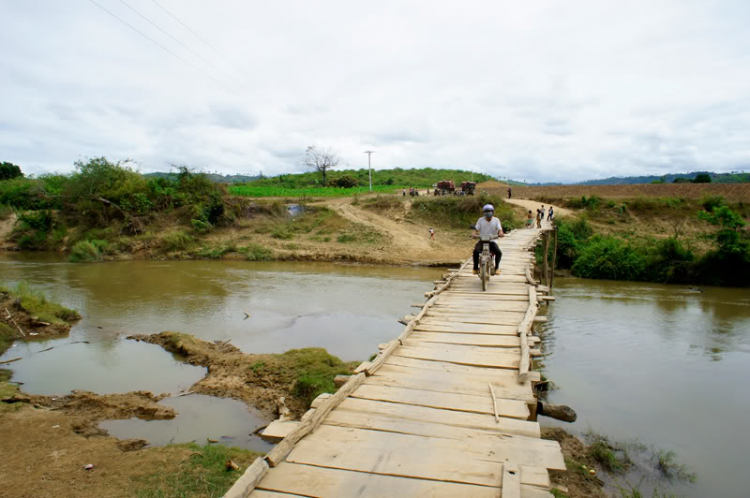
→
(1, 0, 749, 183)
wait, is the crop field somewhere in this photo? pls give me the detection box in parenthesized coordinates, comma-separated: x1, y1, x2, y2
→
(228, 185, 404, 198)
(480, 182, 750, 201)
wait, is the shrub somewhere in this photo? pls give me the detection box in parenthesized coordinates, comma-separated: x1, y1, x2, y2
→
(572, 236, 647, 280)
(240, 243, 272, 261)
(701, 194, 726, 213)
(336, 234, 356, 243)
(191, 219, 212, 233)
(69, 240, 102, 262)
(0, 162, 23, 180)
(411, 194, 517, 229)
(646, 237, 695, 283)
(162, 231, 194, 251)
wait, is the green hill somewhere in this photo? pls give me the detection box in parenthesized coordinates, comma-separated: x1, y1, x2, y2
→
(246, 167, 493, 189)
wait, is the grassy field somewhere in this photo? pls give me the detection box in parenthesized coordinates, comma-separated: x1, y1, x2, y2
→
(482, 182, 750, 201)
(229, 185, 403, 198)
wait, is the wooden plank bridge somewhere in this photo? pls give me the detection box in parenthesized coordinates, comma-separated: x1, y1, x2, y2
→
(227, 223, 563, 498)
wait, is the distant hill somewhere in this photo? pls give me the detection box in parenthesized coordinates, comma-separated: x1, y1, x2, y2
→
(144, 172, 260, 183)
(509, 171, 750, 186)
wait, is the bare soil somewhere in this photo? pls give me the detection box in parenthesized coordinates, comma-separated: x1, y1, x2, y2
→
(542, 427, 607, 498)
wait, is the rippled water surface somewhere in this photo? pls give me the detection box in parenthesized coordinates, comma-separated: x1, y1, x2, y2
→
(543, 278, 750, 498)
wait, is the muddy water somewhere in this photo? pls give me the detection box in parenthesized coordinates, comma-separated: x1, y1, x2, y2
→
(542, 278, 750, 498)
(0, 253, 443, 446)
(100, 394, 274, 452)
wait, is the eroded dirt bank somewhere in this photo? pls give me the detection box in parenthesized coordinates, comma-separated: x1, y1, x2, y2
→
(128, 331, 358, 419)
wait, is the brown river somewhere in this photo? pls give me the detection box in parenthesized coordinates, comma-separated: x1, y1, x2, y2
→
(1, 253, 749, 497)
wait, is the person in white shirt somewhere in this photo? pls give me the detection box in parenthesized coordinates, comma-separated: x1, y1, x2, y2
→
(472, 204, 504, 275)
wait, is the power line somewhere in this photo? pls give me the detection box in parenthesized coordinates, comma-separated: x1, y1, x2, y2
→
(87, 0, 232, 92)
(149, 0, 225, 57)
(148, 0, 253, 86)
(118, 0, 220, 72)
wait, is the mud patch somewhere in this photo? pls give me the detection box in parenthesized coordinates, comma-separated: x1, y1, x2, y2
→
(543, 427, 606, 497)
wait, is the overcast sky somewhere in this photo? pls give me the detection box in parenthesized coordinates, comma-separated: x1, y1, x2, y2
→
(1, 0, 749, 183)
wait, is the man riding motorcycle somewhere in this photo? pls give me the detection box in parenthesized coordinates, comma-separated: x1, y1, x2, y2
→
(472, 204, 504, 275)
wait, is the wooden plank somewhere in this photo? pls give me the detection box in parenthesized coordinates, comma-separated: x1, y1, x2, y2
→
(368, 365, 535, 402)
(336, 397, 540, 438)
(420, 315, 526, 326)
(249, 491, 306, 498)
(503, 463, 521, 498)
(320, 413, 558, 485)
(432, 302, 531, 312)
(256, 462, 503, 498)
(286, 425, 562, 486)
(260, 420, 300, 442)
(416, 321, 518, 335)
(350, 383, 530, 419)
(402, 340, 520, 355)
(408, 331, 521, 347)
(394, 344, 521, 369)
(265, 373, 366, 467)
(385, 355, 523, 377)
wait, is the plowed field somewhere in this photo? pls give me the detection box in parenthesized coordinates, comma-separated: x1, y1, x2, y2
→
(482, 182, 750, 201)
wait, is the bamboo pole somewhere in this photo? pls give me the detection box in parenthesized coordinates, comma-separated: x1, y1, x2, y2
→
(543, 232, 550, 287)
(550, 227, 558, 289)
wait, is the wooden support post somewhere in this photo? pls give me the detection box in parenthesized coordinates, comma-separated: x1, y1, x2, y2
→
(543, 232, 550, 287)
(550, 227, 558, 289)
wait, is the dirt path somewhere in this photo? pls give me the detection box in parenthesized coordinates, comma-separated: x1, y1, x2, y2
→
(505, 198, 574, 218)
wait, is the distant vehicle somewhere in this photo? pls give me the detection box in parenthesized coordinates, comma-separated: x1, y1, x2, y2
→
(433, 180, 456, 196)
(460, 181, 476, 196)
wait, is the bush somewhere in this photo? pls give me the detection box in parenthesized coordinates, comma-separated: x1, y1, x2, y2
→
(411, 194, 518, 229)
(69, 240, 102, 263)
(162, 231, 194, 251)
(240, 243, 272, 261)
(0, 162, 23, 180)
(329, 175, 358, 188)
(645, 237, 695, 283)
(572, 236, 647, 281)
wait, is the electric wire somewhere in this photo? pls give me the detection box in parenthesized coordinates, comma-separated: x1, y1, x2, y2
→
(87, 0, 233, 92)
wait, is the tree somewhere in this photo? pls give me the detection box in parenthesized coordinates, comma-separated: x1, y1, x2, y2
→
(303, 146, 339, 186)
(0, 161, 23, 180)
(692, 173, 712, 183)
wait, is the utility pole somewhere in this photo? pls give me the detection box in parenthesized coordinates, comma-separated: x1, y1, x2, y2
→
(364, 151, 374, 192)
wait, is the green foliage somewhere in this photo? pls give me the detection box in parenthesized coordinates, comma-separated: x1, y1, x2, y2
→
(282, 348, 356, 406)
(134, 443, 261, 498)
(162, 231, 194, 252)
(190, 218, 212, 233)
(692, 173, 711, 183)
(9, 281, 80, 323)
(565, 195, 602, 210)
(329, 175, 358, 188)
(411, 194, 518, 230)
(239, 243, 272, 261)
(363, 195, 405, 211)
(572, 236, 647, 280)
(654, 449, 697, 483)
(69, 240, 103, 263)
(336, 234, 356, 243)
(551, 218, 591, 269)
(229, 184, 400, 198)
(645, 237, 695, 283)
(0, 162, 23, 180)
(244, 167, 493, 190)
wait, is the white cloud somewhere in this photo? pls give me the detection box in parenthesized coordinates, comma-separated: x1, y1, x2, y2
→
(1, 0, 749, 182)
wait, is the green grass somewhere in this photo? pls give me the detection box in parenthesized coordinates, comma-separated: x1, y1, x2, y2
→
(69, 240, 103, 262)
(654, 449, 696, 483)
(162, 231, 195, 252)
(0, 323, 16, 356)
(134, 443, 262, 498)
(280, 348, 358, 407)
(411, 194, 519, 230)
(229, 185, 402, 198)
(0, 368, 22, 413)
(239, 243, 272, 261)
(9, 281, 80, 324)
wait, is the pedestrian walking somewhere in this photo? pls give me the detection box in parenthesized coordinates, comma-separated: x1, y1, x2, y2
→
(547, 207, 554, 221)
(536, 209, 542, 228)
(429, 227, 435, 240)
(507, 186, 512, 199)
(402, 188, 406, 197)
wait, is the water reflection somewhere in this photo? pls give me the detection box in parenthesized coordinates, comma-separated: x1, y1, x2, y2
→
(542, 277, 750, 498)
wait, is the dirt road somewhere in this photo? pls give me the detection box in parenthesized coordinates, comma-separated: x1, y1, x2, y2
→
(505, 198, 574, 218)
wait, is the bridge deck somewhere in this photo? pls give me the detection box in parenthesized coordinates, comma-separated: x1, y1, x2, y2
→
(237, 223, 562, 498)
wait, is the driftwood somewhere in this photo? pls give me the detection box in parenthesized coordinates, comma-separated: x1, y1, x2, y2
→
(0, 357, 22, 365)
(276, 397, 292, 422)
(538, 401, 577, 422)
(5, 308, 24, 337)
(95, 197, 144, 233)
